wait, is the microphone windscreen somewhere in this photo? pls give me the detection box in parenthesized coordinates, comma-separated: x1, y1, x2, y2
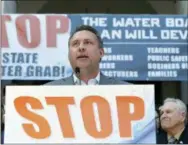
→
(75, 67, 80, 74)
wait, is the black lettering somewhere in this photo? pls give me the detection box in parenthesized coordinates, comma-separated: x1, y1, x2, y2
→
(25, 66, 64, 77)
(36, 66, 43, 77)
(24, 53, 38, 63)
(3, 53, 9, 63)
(17, 53, 25, 63)
(15, 66, 22, 76)
(32, 53, 38, 64)
(53, 66, 60, 77)
(26, 65, 34, 77)
(11, 53, 17, 63)
(1, 66, 6, 76)
(44, 66, 51, 77)
(7, 66, 14, 76)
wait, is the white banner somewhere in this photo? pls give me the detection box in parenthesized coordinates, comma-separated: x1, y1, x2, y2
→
(1, 14, 72, 80)
(5, 85, 156, 143)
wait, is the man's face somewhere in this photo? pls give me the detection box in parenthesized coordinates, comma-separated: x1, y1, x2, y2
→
(68, 30, 104, 70)
(160, 102, 185, 130)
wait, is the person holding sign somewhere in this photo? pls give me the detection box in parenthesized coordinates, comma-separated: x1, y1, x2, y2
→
(46, 25, 129, 85)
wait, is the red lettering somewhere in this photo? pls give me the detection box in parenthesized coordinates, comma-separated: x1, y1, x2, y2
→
(46, 15, 69, 47)
(16, 15, 41, 48)
(1, 15, 11, 48)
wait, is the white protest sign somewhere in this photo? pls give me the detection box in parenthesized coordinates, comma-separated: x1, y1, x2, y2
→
(5, 85, 156, 143)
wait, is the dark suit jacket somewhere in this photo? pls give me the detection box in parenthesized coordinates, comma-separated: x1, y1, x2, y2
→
(45, 73, 130, 85)
(157, 125, 188, 144)
(1, 131, 4, 144)
(1, 123, 4, 144)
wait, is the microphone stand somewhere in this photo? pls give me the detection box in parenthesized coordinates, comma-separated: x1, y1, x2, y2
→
(75, 67, 81, 85)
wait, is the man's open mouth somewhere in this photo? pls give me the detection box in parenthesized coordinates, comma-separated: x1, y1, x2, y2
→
(77, 55, 89, 59)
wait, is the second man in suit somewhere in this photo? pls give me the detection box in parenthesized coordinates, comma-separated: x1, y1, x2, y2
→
(157, 98, 188, 144)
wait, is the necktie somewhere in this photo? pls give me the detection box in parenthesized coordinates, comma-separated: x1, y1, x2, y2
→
(168, 136, 178, 144)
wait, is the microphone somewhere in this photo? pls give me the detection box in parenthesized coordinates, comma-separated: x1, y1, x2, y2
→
(75, 67, 81, 85)
(75, 67, 80, 74)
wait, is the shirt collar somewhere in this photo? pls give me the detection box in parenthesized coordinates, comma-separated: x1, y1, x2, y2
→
(167, 127, 185, 140)
(73, 72, 100, 85)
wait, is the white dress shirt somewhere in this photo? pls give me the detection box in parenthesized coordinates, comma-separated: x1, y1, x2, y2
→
(73, 72, 100, 85)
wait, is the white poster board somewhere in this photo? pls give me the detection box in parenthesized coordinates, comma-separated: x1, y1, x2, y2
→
(5, 85, 156, 143)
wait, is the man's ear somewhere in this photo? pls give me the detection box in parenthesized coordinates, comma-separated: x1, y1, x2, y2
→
(100, 48, 104, 57)
(99, 48, 104, 62)
(181, 112, 186, 122)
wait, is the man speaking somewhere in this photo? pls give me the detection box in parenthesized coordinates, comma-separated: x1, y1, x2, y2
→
(46, 25, 129, 85)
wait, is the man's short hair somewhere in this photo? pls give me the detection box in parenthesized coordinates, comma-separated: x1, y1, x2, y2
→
(68, 25, 103, 48)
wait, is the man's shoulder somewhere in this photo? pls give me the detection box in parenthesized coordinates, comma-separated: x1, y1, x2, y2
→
(100, 73, 132, 85)
(44, 75, 73, 85)
(180, 125, 188, 143)
(156, 129, 168, 144)
(108, 77, 131, 85)
(44, 73, 132, 85)
(45, 79, 65, 85)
